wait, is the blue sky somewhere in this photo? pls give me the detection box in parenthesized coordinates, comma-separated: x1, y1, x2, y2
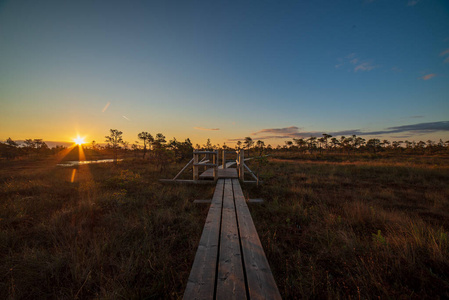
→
(1, 0, 448, 146)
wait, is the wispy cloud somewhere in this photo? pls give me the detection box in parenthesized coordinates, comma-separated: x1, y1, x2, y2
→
(407, 0, 420, 6)
(335, 62, 344, 69)
(354, 62, 376, 72)
(102, 102, 110, 112)
(252, 126, 299, 136)
(194, 127, 220, 131)
(440, 48, 449, 63)
(420, 74, 436, 80)
(336, 53, 377, 72)
(242, 121, 449, 140)
(227, 137, 246, 142)
(122, 115, 130, 121)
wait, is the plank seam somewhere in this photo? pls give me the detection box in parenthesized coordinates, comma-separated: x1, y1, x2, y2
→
(213, 180, 225, 300)
(232, 179, 251, 300)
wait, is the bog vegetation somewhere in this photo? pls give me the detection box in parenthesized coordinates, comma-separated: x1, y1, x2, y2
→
(1, 130, 449, 299)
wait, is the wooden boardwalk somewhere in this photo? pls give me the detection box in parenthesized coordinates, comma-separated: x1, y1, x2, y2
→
(199, 168, 238, 179)
(183, 178, 281, 300)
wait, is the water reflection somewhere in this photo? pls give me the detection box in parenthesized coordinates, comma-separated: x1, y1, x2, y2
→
(57, 159, 123, 167)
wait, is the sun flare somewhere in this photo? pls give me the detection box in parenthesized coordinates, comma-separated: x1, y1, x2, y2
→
(74, 136, 86, 145)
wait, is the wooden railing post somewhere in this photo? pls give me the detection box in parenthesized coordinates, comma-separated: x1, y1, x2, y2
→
(213, 151, 218, 181)
(222, 150, 226, 169)
(193, 151, 199, 180)
(238, 150, 245, 181)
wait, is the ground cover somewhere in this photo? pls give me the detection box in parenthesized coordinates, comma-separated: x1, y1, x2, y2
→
(246, 154, 449, 299)
(1, 155, 448, 299)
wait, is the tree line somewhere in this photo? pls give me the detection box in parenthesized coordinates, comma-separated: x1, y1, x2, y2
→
(1, 130, 449, 161)
(277, 134, 449, 155)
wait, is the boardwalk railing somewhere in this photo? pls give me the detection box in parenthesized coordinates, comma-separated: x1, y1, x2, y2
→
(193, 151, 218, 181)
(162, 149, 259, 184)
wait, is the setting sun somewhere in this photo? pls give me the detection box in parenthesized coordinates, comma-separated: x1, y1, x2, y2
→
(74, 136, 85, 145)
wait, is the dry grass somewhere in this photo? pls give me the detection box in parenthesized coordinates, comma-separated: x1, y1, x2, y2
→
(0, 158, 213, 299)
(245, 155, 449, 299)
(1, 154, 449, 299)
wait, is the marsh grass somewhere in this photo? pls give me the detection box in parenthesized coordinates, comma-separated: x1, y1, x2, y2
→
(1, 155, 449, 299)
(245, 157, 449, 299)
(0, 159, 213, 299)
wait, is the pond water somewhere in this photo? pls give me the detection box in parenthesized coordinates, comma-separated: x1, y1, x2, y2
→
(57, 159, 122, 167)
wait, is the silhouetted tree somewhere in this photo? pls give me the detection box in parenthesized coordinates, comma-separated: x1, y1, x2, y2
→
(236, 141, 242, 150)
(244, 137, 254, 157)
(322, 133, 332, 150)
(105, 129, 123, 162)
(255, 140, 265, 155)
(6, 138, 18, 147)
(307, 136, 317, 153)
(366, 139, 381, 153)
(152, 133, 169, 171)
(330, 137, 340, 151)
(317, 137, 325, 154)
(138, 132, 153, 159)
(1, 138, 19, 159)
(294, 138, 307, 153)
(203, 138, 212, 150)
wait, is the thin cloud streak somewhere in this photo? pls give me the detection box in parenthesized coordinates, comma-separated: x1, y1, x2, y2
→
(440, 48, 449, 56)
(336, 53, 377, 72)
(420, 74, 436, 80)
(252, 126, 299, 136)
(102, 102, 110, 112)
(194, 127, 220, 131)
(246, 121, 449, 140)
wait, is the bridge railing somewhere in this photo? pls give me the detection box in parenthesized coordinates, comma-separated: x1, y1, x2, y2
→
(193, 150, 218, 181)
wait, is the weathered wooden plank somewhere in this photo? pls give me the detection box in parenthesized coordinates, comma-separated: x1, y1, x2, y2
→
(159, 179, 216, 185)
(217, 179, 247, 300)
(199, 168, 238, 179)
(232, 179, 282, 300)
(193, 199, 212, 204)
(194, 163, 218, 167)
(183, 179, 224, 300)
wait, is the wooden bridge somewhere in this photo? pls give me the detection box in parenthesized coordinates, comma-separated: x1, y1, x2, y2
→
(160, 150, 259, 184)
(162, 150, 281, 298)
